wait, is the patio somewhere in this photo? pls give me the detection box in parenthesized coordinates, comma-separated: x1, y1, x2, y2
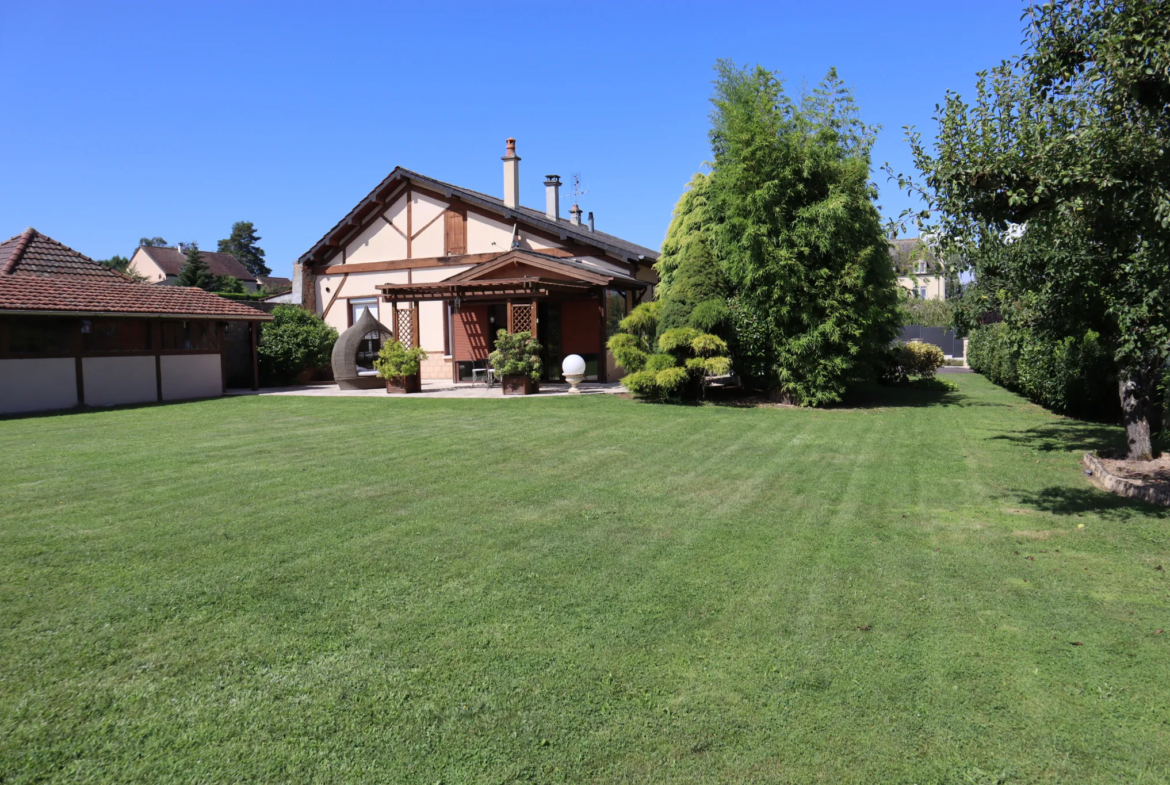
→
(226, 380, 625, 399)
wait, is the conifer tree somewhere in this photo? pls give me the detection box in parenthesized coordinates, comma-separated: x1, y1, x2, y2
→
(177, 242, 213, 289)
(217, 221, 270, 277)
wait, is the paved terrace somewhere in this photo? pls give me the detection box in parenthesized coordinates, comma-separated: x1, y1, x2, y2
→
(227, 381, 626, 399)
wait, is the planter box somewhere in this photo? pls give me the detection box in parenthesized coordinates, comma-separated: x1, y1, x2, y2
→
(385, 374, 421, 394)
(501, 374, 538, 395)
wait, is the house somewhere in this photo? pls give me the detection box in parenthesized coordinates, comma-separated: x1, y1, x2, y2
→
(258, 275, 292, 294)
(890, 238, 946, 300)
(129, 244, 259, 291)
(1, 228, 272, 416)
(296, 139, 659, 383)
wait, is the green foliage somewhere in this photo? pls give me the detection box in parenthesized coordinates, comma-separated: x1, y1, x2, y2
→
(618, 300, 659, 343)
(621, 365, 690, 401)
(607, 332, 648, 373)
(217, 221, 271, 277)
(643, 353, 677, 373)
(176, 242, 214, 289)
(689, 333, 728, 358)
(686, 356, 733, 377)
(257, 305, 338, 385)
(138, 236, 169, 248)
(210, 275, 246, 294)
(888, 0, 1170, 456)
(98, 254, 131, 273)
(656, 235, 729, 337)
(701, 62, 902, 404)
(374, 339, 428, 379)
(900, 297, 956, 329)
(883, 341, 945, 384)
(656, 327, 700, 357)
(687, 299, 731, 335)
(655, 173, 712, 295)
(488, 330, 542, 381)
(968, 322, 1119, 422)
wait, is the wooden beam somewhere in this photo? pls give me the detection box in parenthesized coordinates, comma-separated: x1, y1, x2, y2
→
(318, 252, 499, 276)
(155, 320, 163, 401)
(218, 322, 227, 393)
(250, 321, 259, 391)
(321, 273, 349, 320)
(406, 188, 413, 258)
(410, 207, 446, 241)
(597, 289, 608, 383)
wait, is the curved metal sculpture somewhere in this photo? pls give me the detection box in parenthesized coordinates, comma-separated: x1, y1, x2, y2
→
(332, 308, 393, 390)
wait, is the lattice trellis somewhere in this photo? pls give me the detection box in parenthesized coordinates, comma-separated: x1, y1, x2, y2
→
(395, 308, 415, 347)
(510, 302, 533, 335)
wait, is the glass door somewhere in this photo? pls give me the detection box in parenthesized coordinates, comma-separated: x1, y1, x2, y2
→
(538, 302, 562, 382)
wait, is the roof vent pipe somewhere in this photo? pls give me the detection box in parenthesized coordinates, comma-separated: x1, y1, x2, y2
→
(544, 175, 561, 220)
(570, 204, 582, 226)
(502, 138, 520, 209)
(587, 211, 594, 232)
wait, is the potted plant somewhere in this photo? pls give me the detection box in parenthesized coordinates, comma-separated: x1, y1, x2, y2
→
(488, 329, 542, 395)
(374, 338, 427, 394)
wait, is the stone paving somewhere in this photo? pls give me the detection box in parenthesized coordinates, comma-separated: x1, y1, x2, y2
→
(226, 380, 625, 399)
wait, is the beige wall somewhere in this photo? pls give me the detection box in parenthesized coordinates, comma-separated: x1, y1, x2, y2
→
(0, 358, 78, 414)
(160, 354, 221, 401)
(82, 356, 156, 407)
(129, 248, 169, 283)
(898, 275, 945, 301)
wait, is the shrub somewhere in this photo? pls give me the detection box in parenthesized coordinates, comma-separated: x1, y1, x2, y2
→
(644, 353, 677, 373)
(882, 341, 944, 384)
(607, 332, 648, 373)
(488, 330, 542, 381)
(968, 323, 1119, 421)
(657, 327, 701, 356)
(374, 339, 427, 379)
(258, 305, 338, 385)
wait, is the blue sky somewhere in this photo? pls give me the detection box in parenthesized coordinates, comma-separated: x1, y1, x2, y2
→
(1, 1, 1025, 278)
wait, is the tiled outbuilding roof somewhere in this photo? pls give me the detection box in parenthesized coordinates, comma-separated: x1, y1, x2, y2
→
(257, 275, 292, 292)
(138, 246, 257, 282)
(0, 276, 272, 320)
(0, 228, 129, 280)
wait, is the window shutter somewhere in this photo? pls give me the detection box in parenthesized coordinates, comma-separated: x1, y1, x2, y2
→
(444, 208, 467, 256)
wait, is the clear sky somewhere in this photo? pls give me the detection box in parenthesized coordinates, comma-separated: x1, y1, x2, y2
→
(1, 1, 1026, 278)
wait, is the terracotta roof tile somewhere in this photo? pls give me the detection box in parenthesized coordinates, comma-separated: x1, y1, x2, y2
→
(0, 276, 272, 320)
(138, 246, 256, 281)
(0, 228, 129, 280)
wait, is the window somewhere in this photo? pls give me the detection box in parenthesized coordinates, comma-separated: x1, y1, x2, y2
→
(161, 320, 217, 351)
(915, 261, 928, 274)
(606, 290, 627, 339)
(349, 298, 378, 325)
(919, 286, 928, 300)
(82, 319, 152, 353)
(7, 319, 73, 355)
(444, 209, 467, 255)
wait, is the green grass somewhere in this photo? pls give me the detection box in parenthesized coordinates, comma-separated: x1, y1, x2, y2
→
(1, 375, 1168, 783)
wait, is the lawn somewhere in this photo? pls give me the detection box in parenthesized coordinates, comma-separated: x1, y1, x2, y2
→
(1, 374, 1168, 783)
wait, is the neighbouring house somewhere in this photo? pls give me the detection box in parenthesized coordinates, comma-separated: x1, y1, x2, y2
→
(258, 275, 292, 294)
(890, 238, 946, 300)
(0, 228, 272, 416)
(129, 244, 259, 291)
(297, 138, 659, 383)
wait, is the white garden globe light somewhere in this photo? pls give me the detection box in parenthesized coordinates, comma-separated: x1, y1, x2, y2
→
(562, 354, 586, 377)
(561, 354, 586, 394)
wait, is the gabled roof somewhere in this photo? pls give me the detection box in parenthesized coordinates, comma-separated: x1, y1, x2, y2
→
(0, 276, 272, 320)
(446, 249, 645, 288)
(257, 275, 292, 292)
(137, 246, 257, 282)
(300, 167, 659, 267)
(0, 228, 129, 281)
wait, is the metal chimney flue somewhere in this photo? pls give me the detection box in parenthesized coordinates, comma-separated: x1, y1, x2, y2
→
(587, 211, 594, 232)
(544, 175, 561, 220)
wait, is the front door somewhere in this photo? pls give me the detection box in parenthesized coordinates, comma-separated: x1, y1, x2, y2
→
(538, 302, 562, 382)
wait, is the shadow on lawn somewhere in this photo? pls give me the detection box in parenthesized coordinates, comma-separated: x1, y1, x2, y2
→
(1014, 485, 1170, 520)
(837, 382, 967, 410)
(989, 421, 1126, 454)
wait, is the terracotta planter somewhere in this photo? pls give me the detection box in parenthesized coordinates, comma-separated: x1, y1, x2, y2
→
(385, 374, 421, 394)
(501, 374, 538, 395)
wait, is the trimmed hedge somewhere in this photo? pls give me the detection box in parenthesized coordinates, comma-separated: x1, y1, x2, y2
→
(967, 323, 1119, 421)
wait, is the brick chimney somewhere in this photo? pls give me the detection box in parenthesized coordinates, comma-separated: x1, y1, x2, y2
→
(544, 175, 561, 220)
(570, 204, 582, 226)
(502, 138, 520, 209)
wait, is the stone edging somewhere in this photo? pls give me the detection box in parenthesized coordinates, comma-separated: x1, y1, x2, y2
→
(1082, 452, 1170, 507)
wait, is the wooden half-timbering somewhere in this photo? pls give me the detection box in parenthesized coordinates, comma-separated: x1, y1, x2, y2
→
(507, 300, 536, 336)
(390, 302, 421, 348)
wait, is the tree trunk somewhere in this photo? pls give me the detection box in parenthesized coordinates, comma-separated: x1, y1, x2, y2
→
(1119, 374, 1153, 461)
